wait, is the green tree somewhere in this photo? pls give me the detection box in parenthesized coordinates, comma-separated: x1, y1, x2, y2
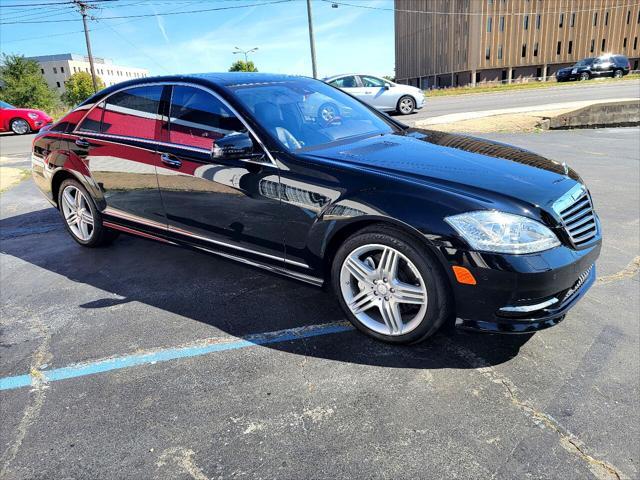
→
(0, 54, 57, 111)
(228, 60, 258, 72)
(62, 71, 105, 106)
(382, 75, 396, 83)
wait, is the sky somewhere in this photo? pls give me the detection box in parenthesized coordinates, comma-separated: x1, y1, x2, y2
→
(0, 0, 395, 78)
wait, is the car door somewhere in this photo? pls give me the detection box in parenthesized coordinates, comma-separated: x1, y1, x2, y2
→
(70, 85, 167, 227)
(155, 84, 285, 265)
(358, 75, 392, 110)
(592, 56, 612, 76)
(329, 76, 364, 101)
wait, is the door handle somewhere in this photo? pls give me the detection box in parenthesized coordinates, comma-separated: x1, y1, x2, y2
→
(75, 138, 90, 148)
(160, 153, 182, 168)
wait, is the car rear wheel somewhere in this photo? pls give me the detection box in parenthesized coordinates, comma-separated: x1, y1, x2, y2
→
(10, 118, 30, 135)
(579, 72, 590, 81)
(58, 179, 119, 247)
(332, 226, 451, 344)
(397, 95, 416, 115)
(613, 69, 623, 78)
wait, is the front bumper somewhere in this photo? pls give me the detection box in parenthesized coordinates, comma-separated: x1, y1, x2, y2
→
(438, 238, 601, 334)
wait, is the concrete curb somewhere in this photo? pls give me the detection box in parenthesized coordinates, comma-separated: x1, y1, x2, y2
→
(539, 99, 640, 130)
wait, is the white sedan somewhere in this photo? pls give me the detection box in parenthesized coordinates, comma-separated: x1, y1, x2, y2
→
(323, 74, 424, 115)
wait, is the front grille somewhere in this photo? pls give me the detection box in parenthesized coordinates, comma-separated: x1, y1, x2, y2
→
(556, 186, 598, 247)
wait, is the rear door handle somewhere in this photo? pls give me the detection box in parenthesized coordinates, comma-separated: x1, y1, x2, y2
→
(160, 153, 182, 168)
(75, 138, 90, 148)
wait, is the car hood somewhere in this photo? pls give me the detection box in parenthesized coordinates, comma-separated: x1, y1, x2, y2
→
(8, 108, 51, 119)
(300, 128, 582, 212)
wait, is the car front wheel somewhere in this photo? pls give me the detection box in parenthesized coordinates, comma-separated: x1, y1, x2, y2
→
(332, 225, 451, 344)
(397, 95, 416, 115)
(58, 179, 119, 247)
(10, 118, 30, 135)
(579, 72, 590, 81)
(613, 69, 623, 78)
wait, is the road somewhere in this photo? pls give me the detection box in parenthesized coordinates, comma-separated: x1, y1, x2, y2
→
(1, 128, 638, 479)
(407, 79, 640, 121)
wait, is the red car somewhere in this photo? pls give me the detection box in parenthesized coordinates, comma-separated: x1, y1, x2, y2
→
(0, 100, 53, 135)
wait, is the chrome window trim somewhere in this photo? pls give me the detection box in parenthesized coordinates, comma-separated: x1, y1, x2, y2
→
(72, 80, 277, 167)
(103, 206, 309, 269)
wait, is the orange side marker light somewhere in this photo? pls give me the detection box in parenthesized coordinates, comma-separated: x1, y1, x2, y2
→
(452, 266, 477, 285)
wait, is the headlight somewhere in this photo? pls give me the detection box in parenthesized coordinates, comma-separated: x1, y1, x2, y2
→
(27, 113, 39, 119)
(445, 211, 560, 254)
(571, 68, 578, 74)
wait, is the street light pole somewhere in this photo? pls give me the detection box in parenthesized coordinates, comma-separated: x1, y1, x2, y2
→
(233, 47, 259, 67)
(74, 1, 98, 93)
(306, 0, 318, 78)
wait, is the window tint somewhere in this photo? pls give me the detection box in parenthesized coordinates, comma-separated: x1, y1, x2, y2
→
(360, 76, 386, 88)
(102, 85, 163, 140)
(169, 85, 245, 150)
(77, 102, 105, 133)
(329, 76, 358, 88)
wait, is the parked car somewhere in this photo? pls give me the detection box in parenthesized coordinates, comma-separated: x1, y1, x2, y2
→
(0, 100, 52, 135)
(32, 73, 601, 344)
(556, 54, 631, 81)
(323, 74, 424, 115)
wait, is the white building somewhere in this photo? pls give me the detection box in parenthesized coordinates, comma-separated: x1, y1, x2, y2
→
(28, 53, 149, 93)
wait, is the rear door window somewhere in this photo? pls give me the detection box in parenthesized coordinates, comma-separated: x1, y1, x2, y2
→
(168, 85, 245, 150)
(77, 102, 105, 133)
(101, 85, 163, 140)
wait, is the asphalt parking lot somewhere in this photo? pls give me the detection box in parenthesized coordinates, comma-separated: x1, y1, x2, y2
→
(1, 128, 638, 479)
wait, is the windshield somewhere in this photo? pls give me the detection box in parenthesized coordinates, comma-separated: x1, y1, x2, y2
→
(575, 58, 595, 67)
(0, 100, 16, 109)
(228, 78, 396, 151)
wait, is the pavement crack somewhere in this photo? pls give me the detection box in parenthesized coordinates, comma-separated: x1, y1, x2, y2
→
(596, 256, 640, 285)
(0, 320, 52, 478)
(442, 338, 627, 480)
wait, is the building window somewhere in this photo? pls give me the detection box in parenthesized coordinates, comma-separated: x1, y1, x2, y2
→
(570, 13, 575, 27)
(593, 12, 598, 26)
(498, 45, 503, 59)
(536, 14, 541, 29)
(601, 38, 606, 51)
(624, 37, 628, 48)
(500, 16, 505, 31)
(485, 46, 491, 60)
(56, 81, 60, 88)
(487, 17, 492, 32)
(634, 37, 638, 49)
(60, 66, 64, 73)
(53, 67, 57, 74)
(533, 42, 539, 56)
(568, 40, 573, 54)
(590, 39, 595, 52)
(559, 13, 564, 27)
(523, 15, 529, 29)
(627, 10, 631, 24)
(521, 44, 527, 57)
(604, 11, 609, 26)
(557, 41, 562, 55)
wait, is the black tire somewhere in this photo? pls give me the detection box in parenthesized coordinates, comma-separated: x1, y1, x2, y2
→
(10, 118, 31, 135)
(613, 69, 623, 79)
(331, 225, 452, 344)
(317, 102, 339, 124)
(57, 178, 119, 247)
(579, 72, 590, 81)
(396, 95, 416, 115)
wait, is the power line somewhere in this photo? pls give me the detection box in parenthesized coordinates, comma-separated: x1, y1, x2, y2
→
(322, 0, 640, 17)
(0, 0, 293, 23)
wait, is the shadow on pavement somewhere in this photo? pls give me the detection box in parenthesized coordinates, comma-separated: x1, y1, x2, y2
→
(1, 208, 533, 369)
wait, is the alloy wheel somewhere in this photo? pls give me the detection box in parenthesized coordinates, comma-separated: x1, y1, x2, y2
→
(339, 244, 428, 336)
(60, 185, 95, 241)
(580, 72, 589, 81)
(399, 97, 415, 114)
(614, 70, 623, 78)
(11, 119, 30, 135)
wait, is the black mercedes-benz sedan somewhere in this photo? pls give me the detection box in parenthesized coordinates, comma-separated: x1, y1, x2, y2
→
(31, 73, 601, 344)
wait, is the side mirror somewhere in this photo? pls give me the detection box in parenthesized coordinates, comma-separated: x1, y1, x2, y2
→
(211, 132, 264, 161)
(384, 82, 391, 90)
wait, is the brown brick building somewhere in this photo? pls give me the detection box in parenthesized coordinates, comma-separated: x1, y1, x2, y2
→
(395, 0, 640, 88)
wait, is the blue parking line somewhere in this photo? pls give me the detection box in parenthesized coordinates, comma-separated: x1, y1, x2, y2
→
(0, 322, 354, 392)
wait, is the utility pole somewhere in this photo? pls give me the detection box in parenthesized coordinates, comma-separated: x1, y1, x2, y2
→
(306, 0, 317, 78)
(74, 1, 98, 93)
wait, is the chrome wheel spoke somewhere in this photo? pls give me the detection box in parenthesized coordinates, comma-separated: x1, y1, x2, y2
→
(62, 189, 75, 210)
(378, 247, 399, 277)
(81, 211, 94, 226)
(392, 280, 426, 305)
(348, 290, 378, 314)
(61, 186, 94, 241)
(345, 256, 375, 285)
(379, 300, 403, 334)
